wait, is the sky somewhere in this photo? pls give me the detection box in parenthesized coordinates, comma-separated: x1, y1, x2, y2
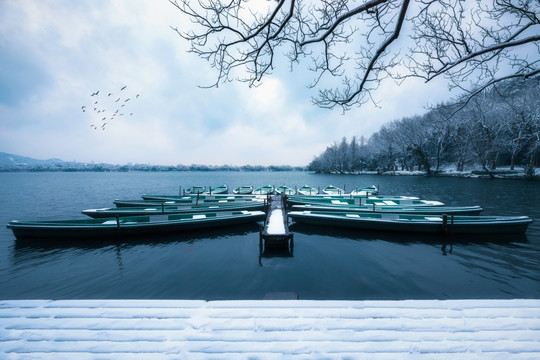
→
(0, 0, 453, 167)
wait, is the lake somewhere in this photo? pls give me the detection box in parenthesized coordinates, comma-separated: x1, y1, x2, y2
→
(1, 171, 539, 300)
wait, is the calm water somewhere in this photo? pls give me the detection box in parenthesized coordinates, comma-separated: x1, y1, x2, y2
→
(1, 171, 539, 300)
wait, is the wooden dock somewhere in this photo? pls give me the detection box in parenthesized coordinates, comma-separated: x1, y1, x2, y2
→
(1, 299, 539, 359)
(260, 195, 293, 251)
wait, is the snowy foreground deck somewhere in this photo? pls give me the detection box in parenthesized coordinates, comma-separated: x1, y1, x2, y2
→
(1, 299, 539, 359)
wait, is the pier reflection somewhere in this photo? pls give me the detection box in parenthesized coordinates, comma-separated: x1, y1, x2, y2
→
(258, 237, 294, 267)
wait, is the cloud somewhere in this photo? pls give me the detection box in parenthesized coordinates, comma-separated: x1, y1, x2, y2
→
(0, 0, 453, 166)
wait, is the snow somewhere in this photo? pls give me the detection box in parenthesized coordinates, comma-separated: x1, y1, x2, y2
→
(266, 209, 286, 235)
(0, 299, 538, 359)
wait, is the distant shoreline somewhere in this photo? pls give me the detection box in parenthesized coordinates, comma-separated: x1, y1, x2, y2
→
(2, 166, 538, 180)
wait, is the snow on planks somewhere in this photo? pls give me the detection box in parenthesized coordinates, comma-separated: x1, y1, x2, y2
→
(1, 299, 539, 359)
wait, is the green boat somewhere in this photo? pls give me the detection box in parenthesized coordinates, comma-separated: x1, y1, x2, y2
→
(7, 210, 266, 240)
(297, 184, 318, 195)
(83, 202, 265, 218)
(322, 185, 344, 195)
(233, 186, 254, 194)
(142, 194, 259, 201)
(350, 185, 379, 196)
(275, 185, 295, 195)
(185, 186, 206, 195)
(288, 196, 443, 207)
(288, 210, 532, 234)
(203, 184, 228, 194)
(291, 204, 483, 216)
(254, 185, 274, 195)
(114, 197, 265, 208)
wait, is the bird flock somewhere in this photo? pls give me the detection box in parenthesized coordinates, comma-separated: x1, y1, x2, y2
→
(83, 85, 140, 131)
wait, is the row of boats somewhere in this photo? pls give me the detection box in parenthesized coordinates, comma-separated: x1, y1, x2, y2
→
(188, 184, 378, 196)
(7, 184, 533, 239)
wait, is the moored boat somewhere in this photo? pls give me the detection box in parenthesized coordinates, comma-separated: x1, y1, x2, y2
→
(185, 186, 206, 195)
(350, 185, 378, 196)
(297, 184, 318, 195)
(114, 197, 265, 208)
(275, 185, 295, 195)
(203, 184, 228, 194)
(287, 196, 442, 207)
(288, 210, 532, 234)
(83, 202, 265, 218)
(291, 204, 483, 216)
(233, 186, 254, 195)
(322, 185, 344, 195)
(254, 185, 274, 195)
(7, 210, 266, 240)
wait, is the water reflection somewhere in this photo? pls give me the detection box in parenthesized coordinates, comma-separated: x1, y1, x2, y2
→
(289, 222, 528, 243)
(12, 223, 260, 262)
(258, 243, 294, 267)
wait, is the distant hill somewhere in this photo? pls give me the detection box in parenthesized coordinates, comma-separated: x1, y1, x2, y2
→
(0, 152, 65, 166)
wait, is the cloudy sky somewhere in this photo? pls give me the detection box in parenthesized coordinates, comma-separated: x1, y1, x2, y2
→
(0, 1, 452, 166)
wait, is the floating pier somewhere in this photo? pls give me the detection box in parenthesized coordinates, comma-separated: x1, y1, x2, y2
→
(260, 195, 293, 251)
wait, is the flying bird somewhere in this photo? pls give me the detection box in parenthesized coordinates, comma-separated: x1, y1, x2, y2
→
(136, 94, 140, 98)
(116, 98, 120, 102)
(108, 93, 113, 96)
(124, 98, 130, 102)
(91, 91, 99, 96)
(120, 86, 127, 91)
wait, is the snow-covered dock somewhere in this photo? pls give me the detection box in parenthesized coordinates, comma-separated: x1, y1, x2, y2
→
(1, 299, 539, 359)
(260, 195, 293, 250)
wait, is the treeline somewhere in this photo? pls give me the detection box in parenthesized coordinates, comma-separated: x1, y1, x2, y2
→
(0, 163, 307, 172)
(309, 77, 540, 178)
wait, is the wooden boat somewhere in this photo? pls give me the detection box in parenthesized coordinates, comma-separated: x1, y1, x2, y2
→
(142, 194, 259, 201)
(288, 210, 532, 234)
(114, 197, 265, 208)
(350, 185, 378, 196)
(291, 204, 483, 216)
(297, 184, 318, 196)
(83, 202, 265, 218)
(185, 186, 206, 195)
(233, 186, 254, 195)
(7, 210, 267, 240)
(323, 185, 344, 195)
(203, 184, 228, 194)
(287, 196, 443, 207)
(254, 185, 274, 195)
(275, 185, 295, 195)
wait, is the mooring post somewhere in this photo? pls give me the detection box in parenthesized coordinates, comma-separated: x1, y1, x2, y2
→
(161, 203, 165, 214)
(196, 192, 200, 205)
(442, 214, 448, 240)
(116, 215, 120, 230)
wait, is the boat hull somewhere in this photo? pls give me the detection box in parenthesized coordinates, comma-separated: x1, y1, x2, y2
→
(7, 211, 266, 240)
(233, 186, 254, 195)
(288, 211, 532, 234)
(84, 202, 265, 218)
(291, 204, 483, 216)
(297, 185, 318, 196)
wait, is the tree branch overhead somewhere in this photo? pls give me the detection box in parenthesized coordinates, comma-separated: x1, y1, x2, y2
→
(170, 0, 540, 110)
